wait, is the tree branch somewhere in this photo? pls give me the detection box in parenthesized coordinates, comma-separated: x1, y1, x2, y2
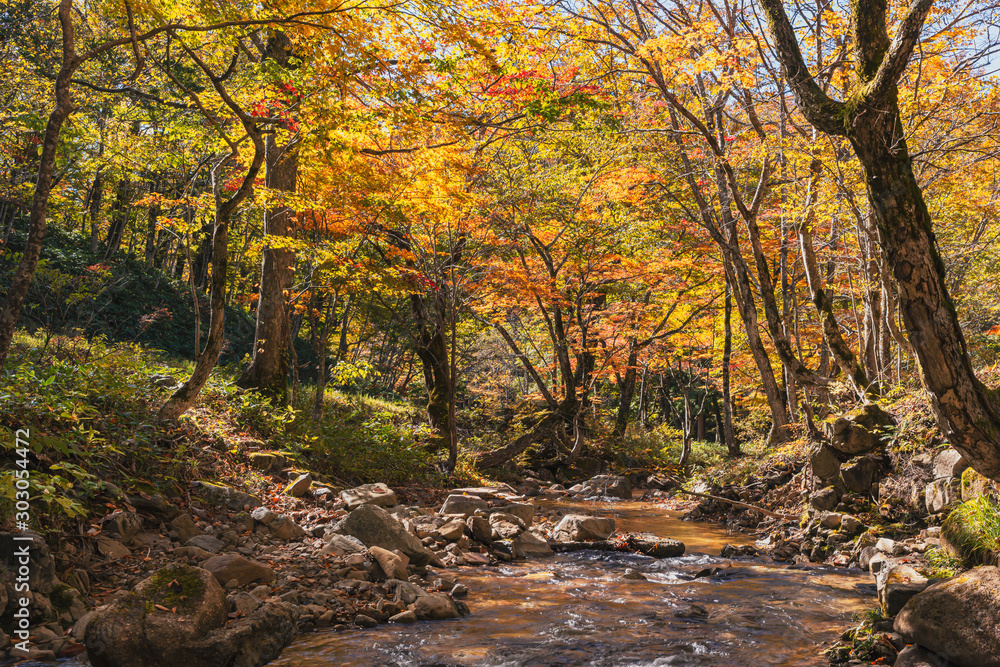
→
(755, 0, 847, 135)
(866, 0, 936, 102)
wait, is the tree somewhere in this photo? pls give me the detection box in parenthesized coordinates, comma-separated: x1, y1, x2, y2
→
(759, 0, 1000, 479)
(237, 32, 300, 404)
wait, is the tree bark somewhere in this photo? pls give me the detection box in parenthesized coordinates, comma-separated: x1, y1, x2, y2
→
(721, 277, 739, 455)
(237, 134, 298, 403)
(411, 290, 453, 450)
(613, 345, 639, 438)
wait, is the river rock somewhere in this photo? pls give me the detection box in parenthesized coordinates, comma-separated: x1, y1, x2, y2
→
(646, 474, 678, 491)
(389, 610, 418, 623)
(488, 512, 526, 539)
(185, 535, 224, 554)
(369, 546, 409, 579)
(840, 515, 864, 536)
(893, 644, 950, 667)
(128, 493, 179, 520)
(629, 535, 685, 558)
(895, 566, 1000, 667)
(97, 537, 132, 560)
(512, 531, 554, 558)
(191, 481, 262, 512)
(810, 445, 842, 482)
(340, 483, 397, 509)
(203, 554, 275, 587)
(103, 511, 144, 544)
(440, 494, 489, 516)
(174, 546, 213, 561)
(466, 516, 492, 543)
(877, 564, 929, 616)
(192, 601, 298, 666)
(341, 504, 436, 566)
(830, 404, 894, 456)
(269, 514, 308, 540)
(438, 520, 466, 542)
(283, 473, 312, 497)
(552, 515, 616, 541)
(84, 565, 227, 666)
(413, 594, 461, 620)
(810, 486, 841, 511)
(580, 475, 632, 500)
(231, 592, 261, 615)
(840, 456, 878, 495)
(391, 580, 429, 605)
(925, 478, 961, 514)
(1, 531, 57, 597)
(170, 514, 200, 543)
(857, 546, 879, 571)
(933, 449, 969, 479)
(319, 534, 367, 556)
(493, 503, 535, 526)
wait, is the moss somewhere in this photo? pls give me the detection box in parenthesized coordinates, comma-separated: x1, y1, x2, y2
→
(118, 565, 207, 616)
(49, 583, 76, 613)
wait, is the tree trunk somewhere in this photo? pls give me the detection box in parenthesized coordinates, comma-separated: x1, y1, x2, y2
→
(237, 134, 298, 403)
(89, 170, 104, 256)
(721, 277, 739, 455)
(850, 114, 1000, 478)
(144, 187, 160, 266)
(614, 344, 639, 439)
(158, 200, 234, 421)
(0, 0, 76, 367)
(724, 253, 790, 442)
(411, 291, 453, 449)
(103, 178, 130, 260)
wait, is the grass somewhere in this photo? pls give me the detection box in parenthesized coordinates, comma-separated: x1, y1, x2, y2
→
(0, 332, 451, 535)
(941, 495, 1000, 566)
(921, 546, 963, 579)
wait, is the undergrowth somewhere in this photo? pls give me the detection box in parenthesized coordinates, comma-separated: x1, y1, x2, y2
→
(0, 333, 450, 533)
(941, 495, 1000, 566)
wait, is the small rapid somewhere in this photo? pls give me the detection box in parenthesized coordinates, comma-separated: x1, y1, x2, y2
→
(274, 500, 872, 666)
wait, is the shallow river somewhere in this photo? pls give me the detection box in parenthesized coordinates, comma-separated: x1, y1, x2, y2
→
(274, 500, 873, 666)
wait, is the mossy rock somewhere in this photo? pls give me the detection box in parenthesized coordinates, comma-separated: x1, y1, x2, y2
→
(84, 565, 227, 667)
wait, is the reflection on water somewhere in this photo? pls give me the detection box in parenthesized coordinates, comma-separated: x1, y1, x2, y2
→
(273, 501, 868, 666)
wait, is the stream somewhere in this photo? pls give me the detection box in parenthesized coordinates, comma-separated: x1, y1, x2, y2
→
(274, 500, 874, 666)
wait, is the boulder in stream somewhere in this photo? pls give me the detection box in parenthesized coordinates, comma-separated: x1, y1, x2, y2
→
(440, 494, 488, 517)
(626, 535, 685, 558)
(552, 515, 615, 541)
(512, 530, 554, 558)
(876, 564, 929, 616)
(894, 566, 1000, 667)
(577, 475, 632, 500)
(85, 564, 290, 667)
(341, 503, 437, 566)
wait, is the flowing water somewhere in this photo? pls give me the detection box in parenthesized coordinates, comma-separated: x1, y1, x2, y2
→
(274, 500, 873, 666)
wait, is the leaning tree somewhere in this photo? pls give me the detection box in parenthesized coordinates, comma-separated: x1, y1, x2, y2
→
(758, 0, 1000, 480)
